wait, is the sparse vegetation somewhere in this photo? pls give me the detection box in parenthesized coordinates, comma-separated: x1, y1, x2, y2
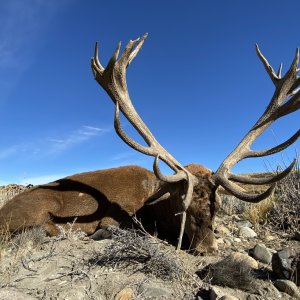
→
(242, 196, 275, 227)
(10, 226, 46, 250)
(220, 160, 300, 233)
(0, 161, 299, 299)
(266, 161, 300, 233)
(198, 256, 255, 292)
(55, 218, 87, 241)
(88, 225, 184, 280)
(0, 226, 46, 258)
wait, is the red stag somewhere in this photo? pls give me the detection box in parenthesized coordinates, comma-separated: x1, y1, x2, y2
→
(0, 34, 299, 253)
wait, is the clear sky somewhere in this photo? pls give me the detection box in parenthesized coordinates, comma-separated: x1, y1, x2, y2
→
(0, 0, 299, 185)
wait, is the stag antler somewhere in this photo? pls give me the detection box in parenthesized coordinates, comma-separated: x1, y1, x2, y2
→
(211, 45, 300, 201)
(91, 33, 198, 249)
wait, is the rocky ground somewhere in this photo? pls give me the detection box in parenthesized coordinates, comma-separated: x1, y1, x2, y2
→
(0, 185, 299, 299)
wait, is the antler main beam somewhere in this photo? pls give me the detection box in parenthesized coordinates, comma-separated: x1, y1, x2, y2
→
(91, 34, 198, 249)
(211, 45, 300, 201)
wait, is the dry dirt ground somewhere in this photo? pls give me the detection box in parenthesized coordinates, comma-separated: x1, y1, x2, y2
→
(0, 185, 299, 300)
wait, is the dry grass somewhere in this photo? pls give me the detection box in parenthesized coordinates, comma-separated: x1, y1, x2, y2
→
(0, 226, 46, 258)
(220, 161, 300, 232)
(242, 196, 275, 226)
(266, 163, 300, 233)
(0, 184, 36, 257)
(0, 217, 85, 262)
(55, 218, 87, 241)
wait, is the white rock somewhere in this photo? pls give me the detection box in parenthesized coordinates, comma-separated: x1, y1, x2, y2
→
(236, 220, 253, 228)
(253, 243, 272, 264)
(239, 226, 257, 238)
(274, 279, 300, 298)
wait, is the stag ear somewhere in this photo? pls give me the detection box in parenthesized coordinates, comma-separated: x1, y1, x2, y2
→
(145, 192, 171, 206)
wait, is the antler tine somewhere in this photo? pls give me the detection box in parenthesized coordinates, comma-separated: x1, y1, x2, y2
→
(228, 158, 297, 185)
(91, 42, 104, 76)
(218, 176, 276, 203)
(277, 63, 283, 78)
(247, 129, 300, 158)
(92, 34, 198, 250)
(255, 44, 279, 85)
(114, 101, 150, 155)
(211, 45, 300, 201)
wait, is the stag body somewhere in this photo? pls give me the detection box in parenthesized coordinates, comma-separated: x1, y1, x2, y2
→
(0, 164, 219, 253)
(0, 166, 157, 235)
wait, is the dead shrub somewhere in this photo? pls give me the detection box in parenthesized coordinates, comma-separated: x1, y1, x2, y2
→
(0, 226, 46, 259)
(266, 161, 300, 233)
(197, 256, 255, 291)
(0, 227, 11, 256)
(11, 226, 46, 251)
(89, 226, 183, 280)
(55, 218, 87, 241)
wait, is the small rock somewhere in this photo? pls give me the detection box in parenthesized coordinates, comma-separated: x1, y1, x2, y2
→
(140, 283, 172, 298)
(58, 287, 88, 300)
(272, 247, 299, 285)
(264, 233, 276, 241)
(115, 287, 133, 300)
(253, 243, 272, 264)
(274, 279, 300, 298)
(236, 220, 253, 228)
(251, 280, 282, 299)
(239, 226, 257, 238)
(90, 227, 112, 239)
(209, 286, 238, 300)
(234, 237, 242, 243)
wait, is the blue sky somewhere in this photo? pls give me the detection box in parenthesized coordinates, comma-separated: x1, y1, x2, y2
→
(0, 0, 299, 185)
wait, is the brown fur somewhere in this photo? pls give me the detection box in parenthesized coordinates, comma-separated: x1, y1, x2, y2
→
(0, 164, 219, 253)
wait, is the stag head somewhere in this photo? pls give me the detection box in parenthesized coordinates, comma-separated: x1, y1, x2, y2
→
(91, 34, 299, 252)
